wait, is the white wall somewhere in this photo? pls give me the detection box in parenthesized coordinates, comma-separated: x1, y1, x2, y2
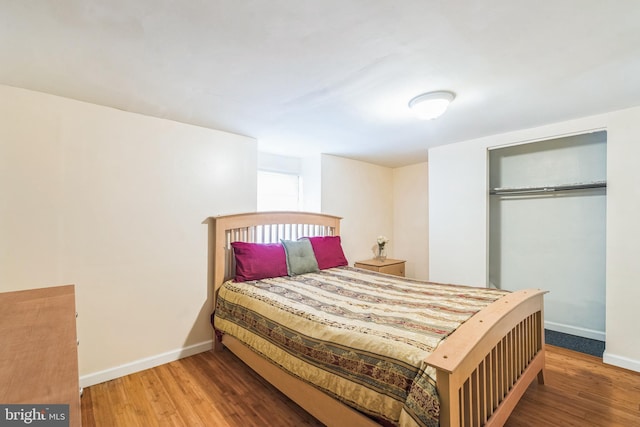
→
(606, 107, 640, 371)
(320, 154, 394, 264)
(258, 151, 301, 173)
(429, 106, 640, 372)
(0, 85, 257, 385)
(429, 138, 489, 286)
(393, 162, 429, 280)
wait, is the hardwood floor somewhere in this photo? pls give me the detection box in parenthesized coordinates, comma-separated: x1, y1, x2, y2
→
(506, 346, 640, 427)
(81, 347, 322, 427)
(81, 345, 640, 427)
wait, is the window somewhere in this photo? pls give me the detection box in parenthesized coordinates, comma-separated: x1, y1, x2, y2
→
(257, 170, 302, 211)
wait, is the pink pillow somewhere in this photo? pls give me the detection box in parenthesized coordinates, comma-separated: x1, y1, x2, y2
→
(231, 241, 288, 282)
(308, 236, 348, 270)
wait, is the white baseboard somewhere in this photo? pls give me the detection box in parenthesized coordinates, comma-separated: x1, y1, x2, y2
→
(544, 321, 605, 342)
(80, 340, 213, 388)
(603, 351, 640, 373)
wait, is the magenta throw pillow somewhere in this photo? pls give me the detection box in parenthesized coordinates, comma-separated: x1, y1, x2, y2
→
(308, 236, 349, 270)
(231, 241, 288, 282)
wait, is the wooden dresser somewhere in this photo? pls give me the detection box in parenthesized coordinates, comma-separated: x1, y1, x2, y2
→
(354, 258, 406, 277)
(0, 285, 81, 426)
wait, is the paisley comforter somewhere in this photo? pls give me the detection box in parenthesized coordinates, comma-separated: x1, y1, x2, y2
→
(213, 266, 507, 427)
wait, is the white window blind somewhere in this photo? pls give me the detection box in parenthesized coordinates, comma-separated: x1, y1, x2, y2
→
(257, 170, 302, 211)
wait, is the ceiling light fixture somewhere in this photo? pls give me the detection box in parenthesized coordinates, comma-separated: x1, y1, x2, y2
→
(408, 90, 455, 120)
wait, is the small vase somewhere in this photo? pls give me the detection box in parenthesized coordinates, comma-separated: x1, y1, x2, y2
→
(377, 247, 387, 261)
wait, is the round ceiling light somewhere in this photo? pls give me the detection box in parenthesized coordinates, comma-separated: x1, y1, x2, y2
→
(408, 91, 456, 120)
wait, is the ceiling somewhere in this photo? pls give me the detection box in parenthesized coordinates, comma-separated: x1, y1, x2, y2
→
(2, 1, 640, 167)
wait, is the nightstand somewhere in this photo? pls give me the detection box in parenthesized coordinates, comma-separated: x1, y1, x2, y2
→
(354, 258, 406, 277)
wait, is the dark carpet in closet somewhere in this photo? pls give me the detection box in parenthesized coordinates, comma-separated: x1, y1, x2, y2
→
(545, 329, 605, 357)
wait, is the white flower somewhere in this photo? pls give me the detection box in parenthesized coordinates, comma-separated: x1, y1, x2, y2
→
(376, 236, 389, 247)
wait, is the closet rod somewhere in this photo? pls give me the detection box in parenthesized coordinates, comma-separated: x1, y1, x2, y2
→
(490, 181, 606, 196)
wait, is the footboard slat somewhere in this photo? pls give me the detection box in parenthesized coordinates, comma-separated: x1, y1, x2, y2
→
(425, 289, 546, 427)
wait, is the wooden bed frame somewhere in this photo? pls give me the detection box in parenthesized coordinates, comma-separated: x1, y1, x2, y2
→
(204, 212, 546, 427)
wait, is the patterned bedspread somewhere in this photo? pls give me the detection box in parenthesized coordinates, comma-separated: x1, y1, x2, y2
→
(213, 266, 507, 427)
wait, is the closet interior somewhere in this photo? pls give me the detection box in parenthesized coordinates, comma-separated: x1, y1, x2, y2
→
(488, 131, 607, 342)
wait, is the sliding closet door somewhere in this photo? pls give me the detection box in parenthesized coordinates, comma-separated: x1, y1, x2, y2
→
(489, 131, 606, 341)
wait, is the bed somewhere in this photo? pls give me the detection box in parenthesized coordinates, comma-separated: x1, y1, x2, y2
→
(205, 212, 546, 427)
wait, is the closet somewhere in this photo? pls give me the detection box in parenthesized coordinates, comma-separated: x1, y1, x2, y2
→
(488, 131, 606, 341)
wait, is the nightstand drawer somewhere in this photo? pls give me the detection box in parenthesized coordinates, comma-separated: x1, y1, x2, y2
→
(378, 262, 405, 277)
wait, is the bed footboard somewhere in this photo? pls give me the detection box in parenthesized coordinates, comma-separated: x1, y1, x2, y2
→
(424, 289, 546, 427)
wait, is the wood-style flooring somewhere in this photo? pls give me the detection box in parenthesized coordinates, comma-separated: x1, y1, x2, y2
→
(81, 345, 640, 427)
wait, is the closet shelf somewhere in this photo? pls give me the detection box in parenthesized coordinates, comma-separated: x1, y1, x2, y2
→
(490, 181, 606, 196)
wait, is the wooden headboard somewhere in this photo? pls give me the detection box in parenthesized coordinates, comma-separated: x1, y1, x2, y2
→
(203, 211, 342, 303)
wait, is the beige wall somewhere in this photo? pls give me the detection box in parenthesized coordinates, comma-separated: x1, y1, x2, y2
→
(320, 154, 394, 264)
(429, 106, 640, 372)
(319, 154, 429, 278)
(393, 163, 429, 280)
(0, 85, 257, 385)
(301, 154, 322, 213)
